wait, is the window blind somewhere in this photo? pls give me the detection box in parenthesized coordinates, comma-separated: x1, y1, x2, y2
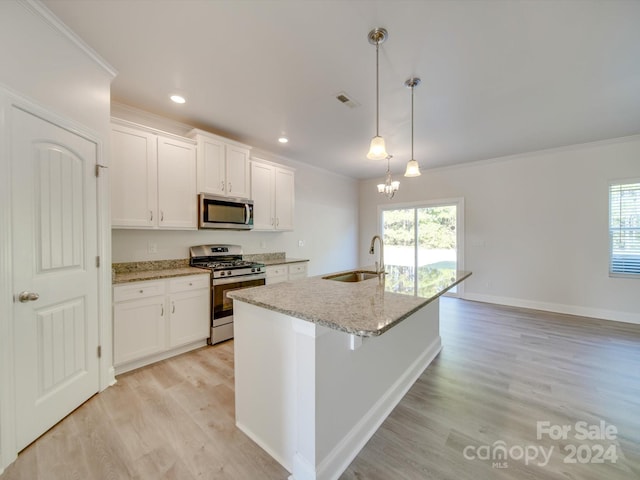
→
(609, 181, 640, 275)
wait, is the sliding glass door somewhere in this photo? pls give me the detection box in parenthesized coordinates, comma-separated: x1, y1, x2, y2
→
(381, 199, 463, 296)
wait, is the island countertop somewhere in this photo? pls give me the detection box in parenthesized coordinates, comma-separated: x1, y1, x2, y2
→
(228, 268, 471, 336)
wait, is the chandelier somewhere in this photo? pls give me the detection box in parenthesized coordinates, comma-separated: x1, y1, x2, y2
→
(377, 155, 399, 199)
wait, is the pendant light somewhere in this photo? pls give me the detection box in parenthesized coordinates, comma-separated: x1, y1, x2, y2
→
(366, 27, 389, 160)
(404, 77, 422, 177)
(377, 155, 399, 199)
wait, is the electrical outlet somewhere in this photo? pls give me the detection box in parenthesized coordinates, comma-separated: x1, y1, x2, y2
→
(260, 241, 267, 249)
(298, 240, 305, 247)
(148, 241, 158, 254)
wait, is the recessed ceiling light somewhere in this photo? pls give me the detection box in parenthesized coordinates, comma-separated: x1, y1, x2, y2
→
(278, 136, 289, 144)
(170, 94, 186, 104)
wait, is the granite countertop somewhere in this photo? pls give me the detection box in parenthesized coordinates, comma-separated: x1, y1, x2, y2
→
(112, 259, 209, 285)
(260, 258, 309, 266)
(243, 252, 308, 266)
(228, 267, 472, 337)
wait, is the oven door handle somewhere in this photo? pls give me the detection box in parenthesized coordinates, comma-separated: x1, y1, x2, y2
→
(212, 274, 266, 286)
(245, 203, 251, 225)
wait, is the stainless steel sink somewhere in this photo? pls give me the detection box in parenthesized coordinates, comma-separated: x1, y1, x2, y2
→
(322, 270, 379, 282)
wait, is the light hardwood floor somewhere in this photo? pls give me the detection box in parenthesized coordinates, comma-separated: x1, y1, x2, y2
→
(2, 298, 639, 479)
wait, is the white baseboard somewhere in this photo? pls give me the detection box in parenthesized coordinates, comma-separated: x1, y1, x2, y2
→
(462, 293, 640, 325)
(315, 337, 443, 480)
(114, 339, 208, 376)
(236, 421, 292, 473)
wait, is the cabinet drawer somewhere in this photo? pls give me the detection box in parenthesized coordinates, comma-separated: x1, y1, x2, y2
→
(288, 263, 307, 276)
(169, 274, 210, 293)
(113, 280, 166, 302)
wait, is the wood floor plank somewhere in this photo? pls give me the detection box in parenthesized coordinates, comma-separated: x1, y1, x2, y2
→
(1, 297, 639, 479)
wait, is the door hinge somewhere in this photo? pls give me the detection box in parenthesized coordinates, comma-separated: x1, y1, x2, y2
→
(95, 164, 108, 177)
(97, 345, 102, 358)
(96, 256, 100, 268)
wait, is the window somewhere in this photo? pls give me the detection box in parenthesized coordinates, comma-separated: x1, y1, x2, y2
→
(609, 181, 640, 276)
(380, 199, 463, 296)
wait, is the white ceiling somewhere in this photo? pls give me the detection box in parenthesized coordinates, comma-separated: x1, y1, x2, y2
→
(43, 0, 640, 180)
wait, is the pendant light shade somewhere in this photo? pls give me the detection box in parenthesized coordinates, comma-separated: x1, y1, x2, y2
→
(404, 159, 421, 177)
(368, 136, 388, 160)
(403, 77, 422, 177)
(366, 28, 389, 160)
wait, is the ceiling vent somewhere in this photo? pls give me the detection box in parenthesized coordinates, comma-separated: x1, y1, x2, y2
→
(335, 91, 360, 109)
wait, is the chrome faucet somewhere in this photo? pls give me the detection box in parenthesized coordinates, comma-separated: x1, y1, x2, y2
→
(369, 235, 385, 277)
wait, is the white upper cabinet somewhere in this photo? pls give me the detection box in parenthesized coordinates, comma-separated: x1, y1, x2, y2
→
(157, 136, 197, 229)
(111, 123, 158, 228)
(111, 119, 197, 230)
(250, 158, 295, 231)
(251, 161, 275, 230)
(275, 167, 295, 231)
(188, 129, 251, 199)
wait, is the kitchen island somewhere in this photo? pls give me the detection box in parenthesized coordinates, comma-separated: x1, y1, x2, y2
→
(228, 268, 471, 480)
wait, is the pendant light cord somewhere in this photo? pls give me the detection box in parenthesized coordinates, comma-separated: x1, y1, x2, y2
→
(375, 41, 380, 136)
(410, 83, 414, 159)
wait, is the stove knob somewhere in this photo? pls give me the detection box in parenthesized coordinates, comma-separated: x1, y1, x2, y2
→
(251, 267, 256, 272)
(227, 270, 232, 276)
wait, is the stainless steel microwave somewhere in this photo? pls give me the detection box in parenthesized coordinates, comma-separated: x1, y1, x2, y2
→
(198, 194, 254, 230)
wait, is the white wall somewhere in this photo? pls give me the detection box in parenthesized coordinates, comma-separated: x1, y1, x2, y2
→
(359, 135, 640, 324)
(110, 105, 359, 277)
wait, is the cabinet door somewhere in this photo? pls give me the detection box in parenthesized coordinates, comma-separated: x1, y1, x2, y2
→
(288, 263, 307, 281)
(157, 136, 197, 229)
(168, 289, 210, 348)
(266, 265, 288, 285)
(111, 124, 157, 227)
(275, 168, 295, 231)
(113, 296, 166, 366)
(197, 136, 226, 195)
(251, 162, 275, 230)
(226, 145, 250, 199)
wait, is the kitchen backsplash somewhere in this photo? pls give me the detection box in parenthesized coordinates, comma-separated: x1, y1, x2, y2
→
(243, 252, 286, 262)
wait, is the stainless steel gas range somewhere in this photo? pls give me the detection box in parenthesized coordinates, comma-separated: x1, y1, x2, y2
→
(189, 244, 265, 345)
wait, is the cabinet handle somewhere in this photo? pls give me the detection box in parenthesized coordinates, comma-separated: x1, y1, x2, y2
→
(172, 302, 175, 314)
(228, 182, 232, 192)
(161, 211, 164, 222)
(221, 180, 225, 191)
(271, 217, 274, 226)
(150, 210, 153, 221)
(276, 217, 280, 227)
(161, 304, 164, 316)
(139, 289, 144, 294)
(189, 282, 193, 286)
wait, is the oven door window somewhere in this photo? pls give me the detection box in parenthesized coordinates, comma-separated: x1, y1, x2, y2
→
(213, 279, 265, 319)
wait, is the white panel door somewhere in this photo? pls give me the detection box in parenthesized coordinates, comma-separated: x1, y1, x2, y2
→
(11, 106, 100, 451)
(157, 136, 197, 229)
(110, 124, 157, 227)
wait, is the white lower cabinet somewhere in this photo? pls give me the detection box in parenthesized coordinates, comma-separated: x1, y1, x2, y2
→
(288, 263, 308, 281)
(265, 262, 308, 285)
(113, 274, 210, 374)
(168, 277, 210, 348)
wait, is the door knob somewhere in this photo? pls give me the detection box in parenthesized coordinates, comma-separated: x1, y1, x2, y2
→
(17, 291, 39, 303)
